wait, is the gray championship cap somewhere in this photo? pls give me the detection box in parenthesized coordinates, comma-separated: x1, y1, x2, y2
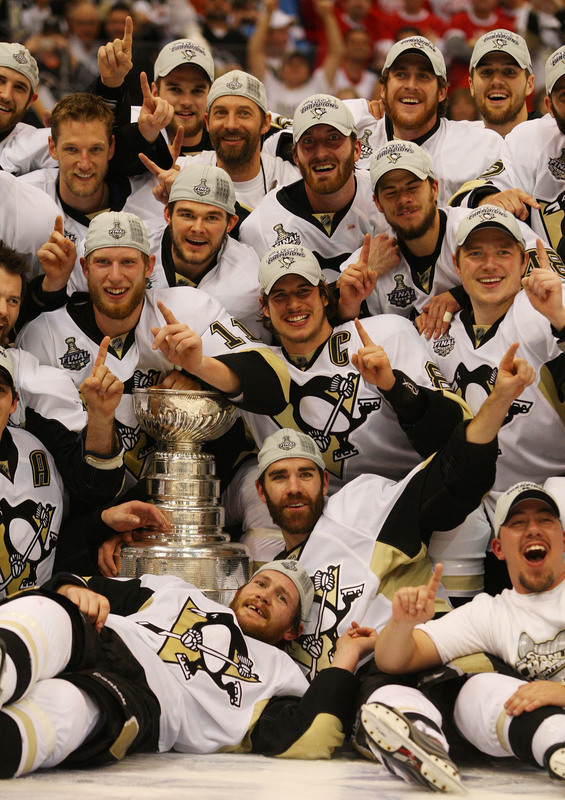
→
(259, 245, 324, 294)
(546, 45, 565, 94)
(292, 93, 357, 144)
(383, 36, 447, 81)
(257, 427, 326, 478)
(0, 43, 39, 92)
(252, 559, 314, 620)
(206, 70, 267, 113)
(493, 481, 562, 537)
(169, 163, 236, 215)
(470, 29, 532, 73)
(370, 140, 435, 191)
(455, 205, 526, 249)
(0, 346, 15, 388)
(153, 39, 215, 84)
(84, 211, 151, 258)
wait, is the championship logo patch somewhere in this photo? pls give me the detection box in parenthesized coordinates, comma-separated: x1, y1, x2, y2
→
(226, 77, 243, 91)
(59, 337, 91, 371)
(272, 223, 300, 246)
(432, 333, 455, 357)
(359, 129, 373, 160)
(548, 149, 565, 180)
(193, 177, 211, 198)
(12, 50, 29, 65)
(387, 274, 417, 308)
(278, 434, 296, 452)
(109, 223, 126, 240)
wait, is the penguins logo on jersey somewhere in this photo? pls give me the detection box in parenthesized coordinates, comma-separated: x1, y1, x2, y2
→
(448, 362, 533, 427)
(515, 630, 565, 682)
(139, 598, 260, 707)
(359, 130, 373, 161)
(272, 223, 301, 246)
(63, 229, 78, 244)
(194, 178, 211, 198)
(387, 274, 417, 309)
(0, 499, 57, 594)
(286, 564, 364, 679)
(274, 368, 381, 478)
(59, 337, 91, 371)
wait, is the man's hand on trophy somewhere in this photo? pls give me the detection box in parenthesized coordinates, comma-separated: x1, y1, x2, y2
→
(151, 301, 204, 375)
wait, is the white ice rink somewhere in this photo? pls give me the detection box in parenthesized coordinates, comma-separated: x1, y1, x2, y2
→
(1, 750, 563, 800)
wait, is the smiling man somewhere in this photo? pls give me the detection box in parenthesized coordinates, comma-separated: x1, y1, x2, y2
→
(145, 162, 263, 337)
(468, 29, 537, 138)
(421, 207, 565, 573)
(372, 481, 565, 783)
(239, 93, 382, 281)
(343, 36, 502, 206)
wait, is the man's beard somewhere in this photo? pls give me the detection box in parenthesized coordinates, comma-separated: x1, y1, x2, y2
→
(89, 277, 146, 320)
(384, 95, 438, 133)
(263, 489, 324, 536)
(298, 147, 355, 195)
(211, 128, 261, 168)
(389, 199, 437, 242)
(518, 568, 556, 594)
(550, 97, 565, 136)
(476, 92, 525, 127)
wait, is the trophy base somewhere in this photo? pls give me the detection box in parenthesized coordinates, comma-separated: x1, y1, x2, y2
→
(120, 539, 251, 605)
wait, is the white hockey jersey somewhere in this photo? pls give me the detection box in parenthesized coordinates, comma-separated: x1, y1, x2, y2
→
(426, 287, 565, 515)
(104, 574, 310, 753)
(0, 426, 64, 597)
(239, 170, 386, 282)
(0, 123, 54, 175)
(282, 421, 496, 679)
(0, 172, 60, 276)
(454, 115, 565, 257)
(9, 347, 87, 432)
(16, 288, 264, 484)
(227, 314, 461, 488)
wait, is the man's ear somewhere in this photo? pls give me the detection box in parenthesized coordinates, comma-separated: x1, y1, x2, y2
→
(260, 297, 271, 319)
(256, 479, 267, 504)
(146, 254, 156, 278)
(80, 257, 88, 278)
(283, 621, 303, 641)
(491, 537, 505, 561)
(322, 470, 329, 496)
(48, 135, 58, 161)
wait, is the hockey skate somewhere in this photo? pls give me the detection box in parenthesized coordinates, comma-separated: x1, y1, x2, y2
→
(360, 702, 466, 793)
(545, 744, 565, 780)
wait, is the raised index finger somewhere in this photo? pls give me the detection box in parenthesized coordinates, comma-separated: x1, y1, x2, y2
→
(140, 71, 152, 101)
(122, 15, 133, 51)
(94, 335, 110, 368)
(499, 341, 520, 372)
(354, 317, 374, 347)
(157, 300, 180, 325)
(359, 233, 371, 266)
(428, 563, 443, 597)
(54, 215, 64, 236)
(534, 238, 551, 270)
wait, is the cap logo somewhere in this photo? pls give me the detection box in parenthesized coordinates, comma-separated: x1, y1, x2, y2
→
(181, 47, 198, 63)
(108, 223, 126, 239)
(193, 177, 211, 198)
(402, 36, 436, 53)
(548, 148, 565, 180)
(171, 41, 207, 57)
(280, 560, 298, 571)
(482, 31, 518, 48)
(278, 435, 297, 452)
(226, 77, 243, 91)
(550, 50, 565, 69)
(387, 152, 402, 165)
(12, 50, 29, 65)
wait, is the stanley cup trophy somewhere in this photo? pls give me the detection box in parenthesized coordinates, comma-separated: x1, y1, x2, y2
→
(119, 388, 250, 604)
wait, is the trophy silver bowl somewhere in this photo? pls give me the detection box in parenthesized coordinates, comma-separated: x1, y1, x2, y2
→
(119, 388, 250, 604)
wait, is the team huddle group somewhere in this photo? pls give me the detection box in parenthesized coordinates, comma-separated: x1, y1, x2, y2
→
(0, 14, 564, 792)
